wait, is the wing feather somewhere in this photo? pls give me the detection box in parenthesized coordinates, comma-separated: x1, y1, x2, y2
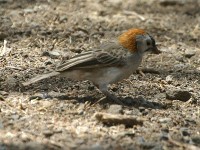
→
(57, 42, 127, 72)
(57, 54, 94, 71)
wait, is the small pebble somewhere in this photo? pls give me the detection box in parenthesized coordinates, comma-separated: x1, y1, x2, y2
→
(43, 130, 54, 137)
(192, 136, 200, 146)
(42, 50, 62, 59)
(184, 49, 196, 58)
(159, 118, 172, 124)
(23, 141, 44, 150)
(166, 89, 191, 101)
(107, 104, 123, 114)
(180, 127, 190, 136)
(89, 143, 104, 150)
(165, 75, 173, 83)
(0, 120, 4, 129)
(0, 91, 8, 96)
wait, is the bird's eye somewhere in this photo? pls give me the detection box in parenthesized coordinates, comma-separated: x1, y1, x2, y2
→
(146, 41, 151, 46)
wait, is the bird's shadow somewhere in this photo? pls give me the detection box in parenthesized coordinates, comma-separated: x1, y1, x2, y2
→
(28, 90, 165, 110)
(106, 96, 166, 109)
(119, 96, 165, 109)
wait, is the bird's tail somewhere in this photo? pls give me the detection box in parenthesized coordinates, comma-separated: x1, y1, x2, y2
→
(22, 71, 60, 86)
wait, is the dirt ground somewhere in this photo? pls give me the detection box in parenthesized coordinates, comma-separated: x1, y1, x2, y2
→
(0, 0, 200, 149)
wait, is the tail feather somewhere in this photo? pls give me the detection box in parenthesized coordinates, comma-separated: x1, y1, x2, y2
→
(23, 71, 60, 86)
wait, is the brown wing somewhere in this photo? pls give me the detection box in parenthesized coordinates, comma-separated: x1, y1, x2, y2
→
(56, 41, 128, 72)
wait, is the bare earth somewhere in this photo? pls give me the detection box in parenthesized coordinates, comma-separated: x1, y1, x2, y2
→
(0, 0, 200, 149)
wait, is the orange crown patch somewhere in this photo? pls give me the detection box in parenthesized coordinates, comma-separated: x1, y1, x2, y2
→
(118, 28, 146, 52)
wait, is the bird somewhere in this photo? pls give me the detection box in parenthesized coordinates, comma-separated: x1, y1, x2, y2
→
(23, 28, 160, 104)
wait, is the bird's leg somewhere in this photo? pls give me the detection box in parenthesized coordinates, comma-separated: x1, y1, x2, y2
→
(136, 69, 145, 77)
(98, 84, 124, 105)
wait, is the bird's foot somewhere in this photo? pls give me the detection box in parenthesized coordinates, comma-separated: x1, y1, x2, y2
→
(136, 69, 145, 77)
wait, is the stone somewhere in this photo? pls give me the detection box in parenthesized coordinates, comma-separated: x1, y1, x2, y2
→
(107, 104, 123, 114)
(180, 127, 190, 136)
(89, 143, 104, 150)
(192, 136, 200, 146)
(0, 32, 7, 40)
(0, 120, 4, 129)
(159, 118, 172, 124)
(184, 49, 196, 58)
(23, 142, 44, 150)
(48, 91, 69, 100)
(0, 91, 8, 96)
(4, 76, 18, 89)
(42, 50, 62, 59)
(43, 130, 54, 137)
(29, 93, 49, 100)
(166, 89, 191, 101)
(160, 0, 185, 6)
(165, 75, 173, 83)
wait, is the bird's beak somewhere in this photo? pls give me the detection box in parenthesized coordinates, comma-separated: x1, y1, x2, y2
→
(152, 46, 161, 54)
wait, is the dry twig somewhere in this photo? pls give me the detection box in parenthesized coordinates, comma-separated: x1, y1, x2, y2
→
(95, 112, 144, 127)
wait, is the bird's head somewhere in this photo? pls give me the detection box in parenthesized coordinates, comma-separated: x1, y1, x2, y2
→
(118, 28, 160, 54)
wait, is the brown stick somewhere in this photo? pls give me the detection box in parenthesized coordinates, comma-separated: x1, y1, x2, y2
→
(95, 112, 144, 127)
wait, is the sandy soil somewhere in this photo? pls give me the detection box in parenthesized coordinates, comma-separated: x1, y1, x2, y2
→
(0, 0, 200, 149)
